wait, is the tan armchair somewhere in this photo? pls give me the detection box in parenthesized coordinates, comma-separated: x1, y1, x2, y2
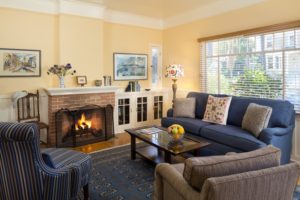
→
(154, 146, 300, 200)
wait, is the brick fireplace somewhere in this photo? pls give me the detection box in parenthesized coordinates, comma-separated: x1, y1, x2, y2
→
(45, 87, 118, 147)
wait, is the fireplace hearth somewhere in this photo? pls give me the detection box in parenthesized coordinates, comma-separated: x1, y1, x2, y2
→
(55, 104, 114, 147)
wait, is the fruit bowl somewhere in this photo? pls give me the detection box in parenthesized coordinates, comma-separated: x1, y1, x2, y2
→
(167, 124, 185, 144)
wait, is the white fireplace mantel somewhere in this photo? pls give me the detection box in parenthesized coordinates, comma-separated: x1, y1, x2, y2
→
(44, 86, 121, 96)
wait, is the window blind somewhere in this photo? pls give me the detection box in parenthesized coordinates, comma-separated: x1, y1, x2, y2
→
(200, 28, 300, 111)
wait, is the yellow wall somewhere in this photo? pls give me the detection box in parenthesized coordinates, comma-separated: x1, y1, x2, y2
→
(162, 0, 300, 91)
(1, 0, 300, 95)
(0, 8, 162, 94)
(103, 22, 162, 89)
(0, 8, 57, 94)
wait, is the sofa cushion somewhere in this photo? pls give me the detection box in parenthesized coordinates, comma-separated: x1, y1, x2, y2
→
(203, 95, 232, 125)
(173, 98, 196, 118)
(200, 124, 267, 151)
(242, 103, 273, 137)
(183, 145, 281, 191)
(161, 117, 211, 135)
(227, 96, 294, 128)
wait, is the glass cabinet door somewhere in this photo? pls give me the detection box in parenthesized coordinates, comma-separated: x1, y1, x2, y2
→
(137, 97, 147, 122)
(154, 96, 163, 120)
(118, 98, 130, 125)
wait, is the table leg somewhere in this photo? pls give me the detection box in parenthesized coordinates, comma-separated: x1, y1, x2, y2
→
(131, 135, 136, 160)
(164, 151, 172, 163)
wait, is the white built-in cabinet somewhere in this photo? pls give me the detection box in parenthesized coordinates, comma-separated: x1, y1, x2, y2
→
(114, 90, 169, 133)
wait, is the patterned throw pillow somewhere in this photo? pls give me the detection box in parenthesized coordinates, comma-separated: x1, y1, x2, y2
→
(202, 95, 232, 125)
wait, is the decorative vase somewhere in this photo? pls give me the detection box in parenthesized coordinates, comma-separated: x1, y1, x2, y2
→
(59, 76, 65, 88)
(167, 124, 185, 145)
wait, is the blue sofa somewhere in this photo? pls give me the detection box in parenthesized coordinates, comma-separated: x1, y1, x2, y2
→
(161, 92, 295, 164)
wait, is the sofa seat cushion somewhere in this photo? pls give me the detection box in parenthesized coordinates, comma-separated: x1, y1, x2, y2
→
(200, 125, 267, 151)
(161, 117, 211, 135)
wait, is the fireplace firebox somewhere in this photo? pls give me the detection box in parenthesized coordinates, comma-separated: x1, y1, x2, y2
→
(55, 104, 114, 147)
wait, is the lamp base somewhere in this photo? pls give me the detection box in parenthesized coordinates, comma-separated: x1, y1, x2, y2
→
(172, 79, 177, 108)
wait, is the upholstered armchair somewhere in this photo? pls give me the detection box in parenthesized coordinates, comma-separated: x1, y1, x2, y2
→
(154, 146, 300, 200)
(0, 122, 91, 200)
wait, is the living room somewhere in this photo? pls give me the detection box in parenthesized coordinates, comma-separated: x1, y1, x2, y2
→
(0, 0, 300, 199)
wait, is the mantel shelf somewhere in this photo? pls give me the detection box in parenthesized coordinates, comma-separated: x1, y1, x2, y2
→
(44, 86, 121, 96)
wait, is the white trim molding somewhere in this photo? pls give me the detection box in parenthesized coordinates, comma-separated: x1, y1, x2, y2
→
(0, 0, 267, 29)
(44, 86, 121, 96)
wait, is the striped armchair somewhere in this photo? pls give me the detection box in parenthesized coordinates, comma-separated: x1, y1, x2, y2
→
(0, 122, 91, 200)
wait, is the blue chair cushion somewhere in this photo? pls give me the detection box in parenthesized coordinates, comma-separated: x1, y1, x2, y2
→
(200, 125, 267, 151)
(161, 117, 211, 136)
(42, 148, 91, 187)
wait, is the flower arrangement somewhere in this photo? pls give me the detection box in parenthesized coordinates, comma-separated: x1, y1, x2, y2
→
(47, 63, 76, 77)
(165, 64, 184, 80)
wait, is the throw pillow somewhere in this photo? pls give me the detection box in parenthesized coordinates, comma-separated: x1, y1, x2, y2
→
(183, 145, 281, 191)
(173, 98, 196, 118)
(202, 95, 232, 125)
(242, 103, 273, 137)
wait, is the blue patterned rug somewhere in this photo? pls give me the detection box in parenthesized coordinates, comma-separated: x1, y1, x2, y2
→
(87, 144, 300, 200)
(88, 144, 155, 200)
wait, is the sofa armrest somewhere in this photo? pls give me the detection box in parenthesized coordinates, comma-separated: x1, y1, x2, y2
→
(259, 126, 293, 143)
(154, 163, 200, 200)
(167, 108, 173, 117)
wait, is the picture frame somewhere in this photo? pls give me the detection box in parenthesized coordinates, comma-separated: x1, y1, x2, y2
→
(76, 75, 87, 87)
(113, 53, 148, 81)
(0, 48, 41, 77)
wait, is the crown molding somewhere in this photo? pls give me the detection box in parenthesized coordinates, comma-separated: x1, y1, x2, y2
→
(0, 0, 163, 29)
(163, 0, 268, 29)
(0, 0, 267, 30)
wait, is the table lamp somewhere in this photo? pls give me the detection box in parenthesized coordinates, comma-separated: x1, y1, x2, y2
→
(165, 64, 184, 107)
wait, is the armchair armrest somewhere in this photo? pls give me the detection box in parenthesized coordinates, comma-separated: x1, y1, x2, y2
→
(167, 108, 173, 117)
(259, 126, 293, 144)
(154, 163, 200, 200)
(41, 163, 82, 200)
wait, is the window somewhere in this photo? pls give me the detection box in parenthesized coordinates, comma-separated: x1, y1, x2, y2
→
(201, 27, 300, 111)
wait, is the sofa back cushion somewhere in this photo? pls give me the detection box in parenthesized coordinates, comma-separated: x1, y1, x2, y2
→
(227, 96, 294, 128)
(187, 92, 294, 128)
(183, 145, 281, 191)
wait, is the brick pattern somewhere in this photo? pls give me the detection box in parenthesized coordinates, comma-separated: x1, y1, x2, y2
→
(48, 92, 115, 146)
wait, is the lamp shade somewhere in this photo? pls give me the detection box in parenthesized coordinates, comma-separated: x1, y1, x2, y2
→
(165, 64, 184, 79)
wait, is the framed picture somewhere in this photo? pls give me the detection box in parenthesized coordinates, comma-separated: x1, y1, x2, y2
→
(113, 53, 148, 81)
(77, 76, 87, 86)
(0, 48, 41, 77)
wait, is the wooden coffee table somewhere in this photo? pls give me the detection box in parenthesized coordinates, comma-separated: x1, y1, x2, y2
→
(125, 126, 210, 164)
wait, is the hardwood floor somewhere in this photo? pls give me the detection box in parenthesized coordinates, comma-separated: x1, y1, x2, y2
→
(73, 132, 131, 153)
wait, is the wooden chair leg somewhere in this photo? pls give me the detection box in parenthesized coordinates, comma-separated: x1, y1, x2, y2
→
(83, 184, 89, 200)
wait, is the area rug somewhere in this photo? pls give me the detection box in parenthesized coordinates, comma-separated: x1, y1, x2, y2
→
(85, 144, 300, 200)
(88, 144, 155, 200)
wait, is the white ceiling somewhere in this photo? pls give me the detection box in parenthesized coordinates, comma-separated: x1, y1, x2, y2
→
(78, 0, 226, 19)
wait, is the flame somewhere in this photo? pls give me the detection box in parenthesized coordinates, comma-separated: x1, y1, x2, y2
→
(75, 113, 92, 130)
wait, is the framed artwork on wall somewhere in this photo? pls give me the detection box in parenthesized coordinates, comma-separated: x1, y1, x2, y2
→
(113, 53, 148, 81)
(0, 48, 41, 77)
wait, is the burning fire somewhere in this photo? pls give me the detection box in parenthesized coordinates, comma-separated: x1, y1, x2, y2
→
(75, 113, 92, 130)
